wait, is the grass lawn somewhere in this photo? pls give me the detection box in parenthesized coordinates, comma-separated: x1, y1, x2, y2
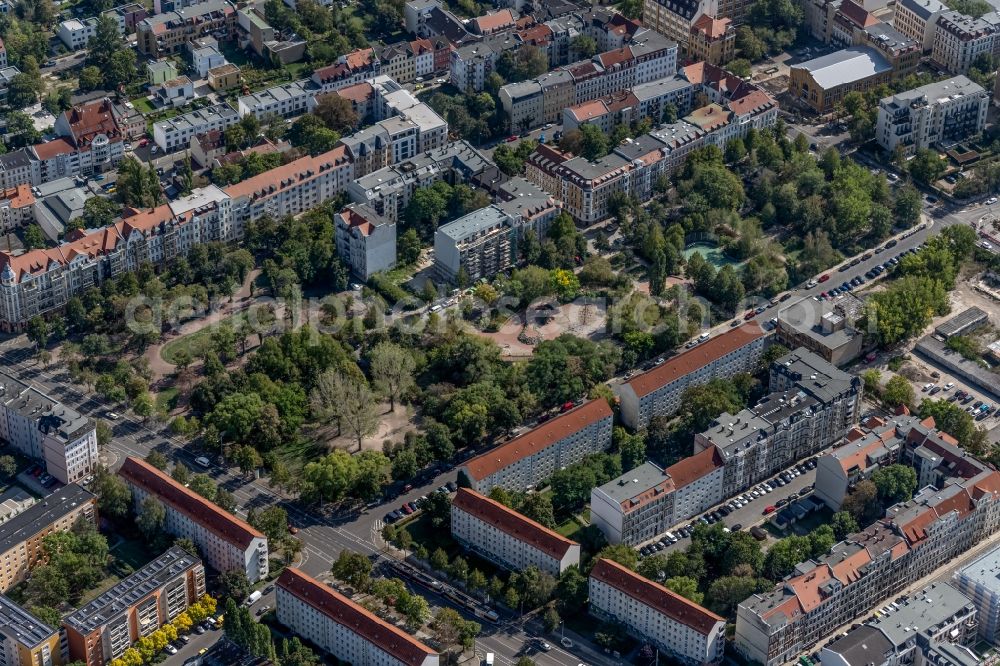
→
(155, 387, 180, 415)
(160, 306, 275, 365)
(111, 536, 156, 570)
(131, 97, 155, 114)
(555, 509, 589, 540)
(160, 326, 217, 365)
(78, 574, 122, 605)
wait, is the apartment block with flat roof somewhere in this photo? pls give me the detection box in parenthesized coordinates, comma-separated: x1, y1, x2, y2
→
(895, 0, 948, 51)
(591, 449, 725, 545)
(0, 370, 97, 485)
(955, 544, 1000, 645)
(590, 558, 726, 665)
(276, 568, 439, 666)
(64, 547, 205, 666)
(876, 75, 988, 154)
(0, 596, 62, 666)
(136, 0, 237, 56)
(118, 457, 269, 582)
(433, 205, 514, 284)
(616, 323, 770, 430)
(152, 104, 240, 153)
(820, 583, 979, 666)
(459, 399, 614, 494)
(0, 483, 96, 592)
(451, 488, 580, 576)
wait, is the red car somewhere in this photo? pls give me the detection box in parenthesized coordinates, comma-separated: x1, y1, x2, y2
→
(138, 138, 149, 147)
(561, 401, 575, 412)
(818, 274, 830, 283)
(743, 310, 756, 321)
(506, 135, 519, 142)
(763, 505, 777, 515)
(401, 503, 414, 515)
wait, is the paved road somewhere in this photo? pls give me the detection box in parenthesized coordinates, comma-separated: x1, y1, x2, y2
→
(0, 187, 994, 666)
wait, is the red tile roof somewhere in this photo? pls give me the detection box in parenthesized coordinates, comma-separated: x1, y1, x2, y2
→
(61, 99, 122, 148)
(224, 144, 350, 201)
(691, 14, 732, 40)
(452, 488, 577, 560)
(462, 399, 612, 482)
(590, 558, 724, 635)
(666, 446, 724, 488)
(838, 0, 879, 28)
(624, 323, 766, 398)
(32, 137, 77, 161)
(118, 456, 264, 550)
(473, 9, 516, 33)
(277, 568, 437, 666)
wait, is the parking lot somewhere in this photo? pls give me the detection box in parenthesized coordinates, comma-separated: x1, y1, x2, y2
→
(637, 457, 820, 557)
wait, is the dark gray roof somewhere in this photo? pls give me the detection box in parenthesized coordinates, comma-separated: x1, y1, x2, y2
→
(0, 484, 94, 555)
(898, 0, 947, 20)
(935, 306, 988, 338)
(0, 596, 57, 649)
(824, 626, 893, 666)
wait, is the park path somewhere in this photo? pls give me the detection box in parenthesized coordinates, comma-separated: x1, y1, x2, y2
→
(144, 268, 262, 382)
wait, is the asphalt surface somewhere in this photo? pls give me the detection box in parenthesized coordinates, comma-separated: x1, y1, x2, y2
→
(0, 184, 995, 666)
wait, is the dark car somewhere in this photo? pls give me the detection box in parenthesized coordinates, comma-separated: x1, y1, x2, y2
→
(446, 481, 458, 492)
(731, 523, 743, 531)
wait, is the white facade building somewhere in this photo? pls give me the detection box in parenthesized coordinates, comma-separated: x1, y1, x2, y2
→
(615, 323, 770, 430)
(876, 75, 988, 154)
(451, 488, 581, 576)
(460, 399, 614, 494)
(152, 104, 240, 153)
(277, 567, 440, 666)
(118, 456, 269, 582)
(57, 18, 98, 50)
(955, 544, 1000, 646)
(591, 449, 725, 545)
(334, 203, 397, 281)
(0, 370, 97, 485)
(590, 558, 726, 665)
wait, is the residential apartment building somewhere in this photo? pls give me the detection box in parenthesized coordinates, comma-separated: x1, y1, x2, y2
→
(932, 12, 997, 74)
(877, 75, 988, 154)
(334, 203, 397, 281)
(347, 141, 494, 222)
(276, 567, 440, 666)
(688, 15, 735, 65)
(152, 104, 240, 153)
(451, 488, 581, 576)
(237, 79, 316, 119)
(459, 399, 614, 494)
(697, 349, 862, 497)
(616, 323, 769, 430)
(378, 41, 417, 84)
(0, 370, 97, 485)
(590, 558, 726, 666)
(735, 450, 1000, 666)
(0, 184, 34, 233)
(433, 205, 514, 283)
(0, 483, 96, 592)
(154, 76, 196, 109)
(641, 0, 751, 52)
(895, 0, 948, 51)
(0, 596, 62, 666)
(499, 29, 679, 130)
(450, 44, 496, 92)
(57, 18, 98, 50)
(955, 544, 1000, 646)
(790, 46, 894, 113)
(776, 294, 865, 367)
(63, 547, 206, 666)
(591, 448, 725, 545)
(493, 176, 562, 240)
(0, 144, 354, 329)
(137, 0, 237, 57)
(118, 456, 269, 582)
(820, 583, 980, 666)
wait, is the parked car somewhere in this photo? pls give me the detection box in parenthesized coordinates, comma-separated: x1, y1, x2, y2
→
(763, 505, 777, 514)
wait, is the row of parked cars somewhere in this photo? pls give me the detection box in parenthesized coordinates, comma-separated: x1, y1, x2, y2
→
(384, 481, 458, 524)
(637, 458, 819, 557)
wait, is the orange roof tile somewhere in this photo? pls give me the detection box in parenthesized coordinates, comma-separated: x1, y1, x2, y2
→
(591, 559, 724, 635)
(32, 137, 77, 161)
(452, 488, 577, 559)
(624, 323, 765, 398)
(119, 456, 265, 550)
(691, 14, 732, 40)
(277, 568, 437, 666)
(462, 400, 613, 482)
(667, 446, 724, 488)
(473, 9, 516, 32)
(831, 548, 871, 585)
(224, 145, 350, 201)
